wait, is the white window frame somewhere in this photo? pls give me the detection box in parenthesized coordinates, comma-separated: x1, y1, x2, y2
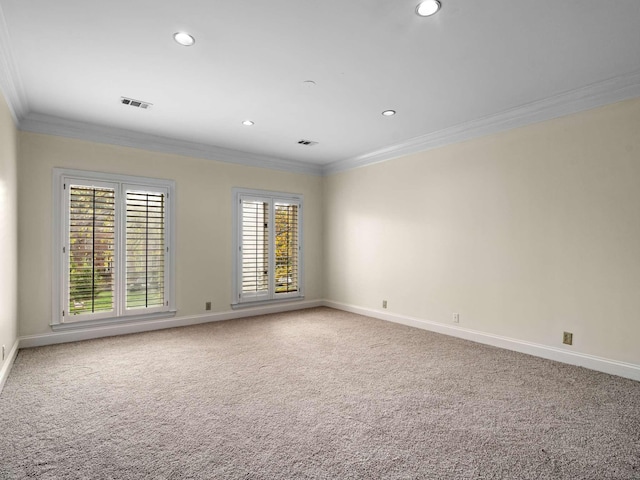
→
(232, 188, 304, 308)
(52, 168, 176, 329)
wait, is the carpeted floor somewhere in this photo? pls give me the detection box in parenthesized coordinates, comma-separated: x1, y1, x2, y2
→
(0, 307, 639, 479)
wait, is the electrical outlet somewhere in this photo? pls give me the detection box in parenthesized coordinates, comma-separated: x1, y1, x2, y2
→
(382, 300, 387, 309)
(453, 313, 460, 323)
(205, 301, 212, 311)
(563, 332, 573, 345)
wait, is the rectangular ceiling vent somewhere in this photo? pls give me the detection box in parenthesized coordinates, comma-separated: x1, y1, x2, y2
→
(120, 96, 152, 109)
(297, 139, 318, 146)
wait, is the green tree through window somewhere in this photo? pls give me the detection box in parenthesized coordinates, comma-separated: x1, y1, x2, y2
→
(275, 203, 298, 293)
(68, 186, 115, 315)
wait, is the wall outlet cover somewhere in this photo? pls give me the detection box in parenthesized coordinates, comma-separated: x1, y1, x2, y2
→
(563, 332, 573, 345)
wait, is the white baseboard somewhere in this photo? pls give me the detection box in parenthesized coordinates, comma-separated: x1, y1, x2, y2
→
(323, 300, 640, 382)
(19, 300, 323, 349)
(0, 338, 20, 395)
(13, 299, 640, 383)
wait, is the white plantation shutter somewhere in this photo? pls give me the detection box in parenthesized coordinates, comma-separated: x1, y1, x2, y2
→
(234, 189, 303, 304)
(125, 190, 166, 310)
(68, 185, 116, 316)
(240, 197, 270, 301)
(274, 202, 299, 294)
(55, 170, 174, 326)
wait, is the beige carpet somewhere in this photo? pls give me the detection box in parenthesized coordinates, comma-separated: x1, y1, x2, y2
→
(0, 307, 638, 479)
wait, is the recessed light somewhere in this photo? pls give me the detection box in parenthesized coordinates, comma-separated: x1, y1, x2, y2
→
(173, 32, 195, 46)
(416, 0, 441, 17)
(382, 110, 396, 116)
(242, 120, 254, 126)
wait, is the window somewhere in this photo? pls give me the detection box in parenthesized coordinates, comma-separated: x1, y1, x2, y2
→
(233, 188, 303, 306)
(53, 169, 175, 327)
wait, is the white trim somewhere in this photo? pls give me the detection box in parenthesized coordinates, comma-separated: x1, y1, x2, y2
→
(2, 0, 639, 182)
(0, 339, 20, 395)
(323, 70, 640, 175)
(9, 301, 640, 385)
(50, 310, 177, 331)
(7, 69, 640, 178)
(0, 3, 28, 123)
(18, 300, 323, 349)
(20, 113, 324, 176)
(231, 296, 305, 310)
(323, 300, 640, 382)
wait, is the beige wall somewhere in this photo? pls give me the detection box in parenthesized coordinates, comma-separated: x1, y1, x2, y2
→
(14, 96, 640, 368)
(324, 98, 640, 365)
(0, 92, 18, 366)
(18, 132, 323, 336)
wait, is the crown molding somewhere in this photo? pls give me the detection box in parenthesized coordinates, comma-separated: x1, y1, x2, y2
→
(4, 0, 639, 181)
(323, 70, 640, 176)
(1, 0, 321, 177)
(0, 3, 28, 123)
(20, 113, 324, 176)
(13, 68, 640, 178)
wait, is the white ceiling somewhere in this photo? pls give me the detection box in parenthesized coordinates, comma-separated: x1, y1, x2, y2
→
(1, 0, 639, 175)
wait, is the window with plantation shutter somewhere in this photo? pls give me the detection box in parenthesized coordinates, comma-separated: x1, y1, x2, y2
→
(53, 169, 175, 328)
(233, 189, 303, 306)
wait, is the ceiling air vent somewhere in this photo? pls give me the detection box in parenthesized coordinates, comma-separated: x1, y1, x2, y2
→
(297, 139, 318, 146)
(120, 96, 152, 109)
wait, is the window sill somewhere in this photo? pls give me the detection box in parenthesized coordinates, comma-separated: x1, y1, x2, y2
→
(231, 296, 305, 310)
(50, 310, 177, 331)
